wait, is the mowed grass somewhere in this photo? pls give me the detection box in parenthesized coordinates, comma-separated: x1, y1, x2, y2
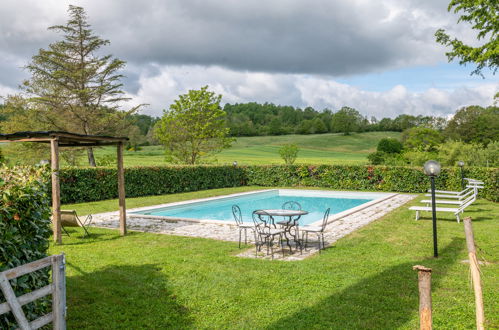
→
(52, 188, 499, 329)
(88, 131, 401, 166)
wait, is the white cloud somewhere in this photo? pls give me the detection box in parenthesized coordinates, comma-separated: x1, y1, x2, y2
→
(1, 0, 497, 119)
(123, 65, 497, 118)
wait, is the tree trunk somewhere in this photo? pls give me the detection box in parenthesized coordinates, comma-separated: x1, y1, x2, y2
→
(87, 147, 96, 167)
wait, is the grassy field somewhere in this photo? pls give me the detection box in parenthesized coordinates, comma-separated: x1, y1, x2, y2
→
(86, 131, 401, 166)
(53, 188, 499, 329)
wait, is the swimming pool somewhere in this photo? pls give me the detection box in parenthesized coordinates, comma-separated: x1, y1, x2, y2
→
(129, 189, 395, 226)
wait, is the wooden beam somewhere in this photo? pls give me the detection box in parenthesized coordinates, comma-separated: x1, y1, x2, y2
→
(52, 132, 128, 143)
(58, 142, 121, 147)
(0, 137, 52, 143)
(117, 142, 127, 235)
(51, 138, 62, 244)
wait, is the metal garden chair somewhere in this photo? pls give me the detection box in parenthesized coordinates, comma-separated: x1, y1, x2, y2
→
(232, 205, 256, 248)
(300, 208, 331, 253)
(252, 210, 285, 259)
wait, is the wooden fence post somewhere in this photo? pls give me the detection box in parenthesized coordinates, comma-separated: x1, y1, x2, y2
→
(117, 142, 127, 236)
(463, 217, 485, 330)
(52, 254, 66, 330)
(413, 265, 432, 330)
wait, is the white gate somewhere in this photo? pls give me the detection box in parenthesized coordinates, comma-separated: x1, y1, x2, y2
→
(0, 254, 66, 330)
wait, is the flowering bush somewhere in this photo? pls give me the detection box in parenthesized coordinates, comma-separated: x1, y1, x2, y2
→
(0, 165, 52, 327)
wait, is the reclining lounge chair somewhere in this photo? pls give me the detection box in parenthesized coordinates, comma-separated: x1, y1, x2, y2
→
(409, 194, 475, 223)
(61, 210, 92, 237)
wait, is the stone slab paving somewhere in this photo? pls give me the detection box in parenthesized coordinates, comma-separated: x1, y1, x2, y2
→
(90, 194, 416, 261)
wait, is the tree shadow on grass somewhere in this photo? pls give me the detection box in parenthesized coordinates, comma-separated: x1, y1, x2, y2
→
(268, 238, 465, 329)
(65, 262, 192, 329)
(58, 228, 141, 246)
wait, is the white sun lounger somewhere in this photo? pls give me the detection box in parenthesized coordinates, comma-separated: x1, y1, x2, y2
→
(465, 178, 484, 185)
(419, 199, 465, 206)
(428, 182, 483, 194)
(409, 194, 475, 223)
(425, 186, 480, 200)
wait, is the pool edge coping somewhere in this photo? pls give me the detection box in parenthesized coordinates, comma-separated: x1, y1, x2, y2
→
(126, 189, 399, 227)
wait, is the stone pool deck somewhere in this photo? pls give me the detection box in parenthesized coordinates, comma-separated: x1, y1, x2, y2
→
(90, 193, 415, 261)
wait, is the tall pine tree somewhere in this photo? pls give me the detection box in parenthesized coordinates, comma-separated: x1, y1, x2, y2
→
(22, 5, 141, 166)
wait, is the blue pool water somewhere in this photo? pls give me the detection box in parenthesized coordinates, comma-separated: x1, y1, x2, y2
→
(132, 190, 373, 225)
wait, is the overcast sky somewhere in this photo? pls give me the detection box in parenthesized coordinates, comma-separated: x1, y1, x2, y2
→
(0, 0, 497, 118)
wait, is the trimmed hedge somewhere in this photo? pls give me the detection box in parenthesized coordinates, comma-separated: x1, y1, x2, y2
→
(244, 165, 498, 201)
(59, 164, 498, 204)
(0, 166, 52, 328)
(60, 165, 246, 204)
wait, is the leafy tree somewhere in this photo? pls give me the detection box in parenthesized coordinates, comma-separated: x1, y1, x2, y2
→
(330, 107, 364, 135)
(312, 118, 328, 134)
(437, 140, 476, 166)
(154, 86, 233, 164)
(279, 144, 299, 164)
(377, 138, 403, 154)
(402, 150, 438, 166)
(367, 138, 404, 164)
(437, 140, 499, 166)
(444, 105, 499, 145)
(0, 96, 52, 164)
(296, 120, 314, 134)
(401, 127, 445, 152)
(21, 5, 141, 166)
(480, 141, 499, 166)
(268, 118, 284, 135)
(435, 0, 498, 76)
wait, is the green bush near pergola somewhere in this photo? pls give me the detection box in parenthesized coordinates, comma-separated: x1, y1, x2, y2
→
(0, 131, 128, 243)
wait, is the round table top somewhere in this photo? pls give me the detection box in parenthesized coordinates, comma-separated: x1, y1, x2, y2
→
(254, 209, 308, 217)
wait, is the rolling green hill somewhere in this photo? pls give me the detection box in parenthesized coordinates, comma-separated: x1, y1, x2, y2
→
(90, 131, 401, 166)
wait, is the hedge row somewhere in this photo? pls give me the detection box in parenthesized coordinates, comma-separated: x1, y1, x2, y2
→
(0, 166, 52, 328)
(59, 164, 498, 204)
(60, 165, 246, 204)
(244, 165, 498, 201)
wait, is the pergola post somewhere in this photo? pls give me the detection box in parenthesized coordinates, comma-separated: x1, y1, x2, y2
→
(117, 142, 127, 235)
(0, 131, 129, 242)
(50, 138, 62, 244)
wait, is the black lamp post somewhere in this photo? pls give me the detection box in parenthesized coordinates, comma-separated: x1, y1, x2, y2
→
(458, 161, 465, 189)
(424, 160, 441, 258)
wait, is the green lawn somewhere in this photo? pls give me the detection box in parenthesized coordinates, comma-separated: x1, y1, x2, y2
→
(86, 131, 401, 166)
(52, 189, 498, 329)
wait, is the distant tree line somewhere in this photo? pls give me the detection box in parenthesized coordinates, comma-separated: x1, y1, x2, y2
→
(368, 105, 499, 167)
(223, 102, 447, 136)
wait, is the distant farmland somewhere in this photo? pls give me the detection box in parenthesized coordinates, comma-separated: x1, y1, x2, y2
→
(88, 131, 401, 166)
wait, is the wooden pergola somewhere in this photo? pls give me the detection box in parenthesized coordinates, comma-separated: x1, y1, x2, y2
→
(0, 131, 128, 244)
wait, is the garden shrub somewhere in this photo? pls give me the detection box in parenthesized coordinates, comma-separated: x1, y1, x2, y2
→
(59, 164, 499, 204)
(377, 138, 403, 154)
(367, 151, 386, 165)
(279, 144, 299, 164)
(0, 166, 52, 328)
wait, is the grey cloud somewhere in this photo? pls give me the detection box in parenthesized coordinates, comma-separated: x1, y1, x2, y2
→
(0, 0, 458, 85)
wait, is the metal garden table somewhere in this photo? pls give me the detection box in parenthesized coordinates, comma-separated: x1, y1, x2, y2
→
(254, 209, 308, 252)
